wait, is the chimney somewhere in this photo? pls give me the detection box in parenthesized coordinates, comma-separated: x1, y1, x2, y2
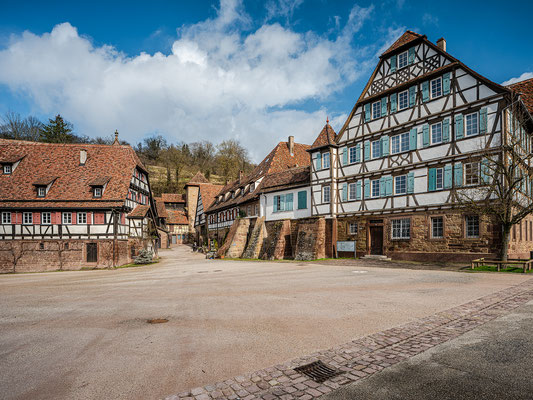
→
(80, 149, 87, 165)
(239, 170, 244, 184)
(113, 129, 120, 145)
(288, 135, 294, 156)
(437, 37, 446, 52)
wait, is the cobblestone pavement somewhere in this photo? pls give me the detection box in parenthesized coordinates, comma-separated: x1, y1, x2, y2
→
(164, 278, 533, 400)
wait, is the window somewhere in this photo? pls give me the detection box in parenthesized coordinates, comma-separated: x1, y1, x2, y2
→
(349, 222, 358, 235)
(37, 187, 46, 197)
(322, 152, 330, 169)
(395, 175, 407, 195)
(391, 132, 409, 154)
(348, 183, 357, 200)
(398, 50, 408, 69)
(274, 194, 294, 212)
(93, 187, 102, 198)
(436, 168, 444, 190)
(42, 212, 51, 225)
(431, 217, 444, 238)
(3, 164, 12, 174)
(431, 122, 442, 144)
(349, 147, 358, 164)
(323, 186, 331, 203)
(391, 218, 410, 239)
(297, 190, 307, 209)
(430, 77, 442, 99)
(2, 212, 11, 224)
(371, 140, 381, 159)
(77, 212, 87, 224)
(23, 212, 32, 225)
(398, 90, 409, 110)
(62, 212, 72, 225)
(372, 101, 381, 119)
(465, 162, 480, 186)
(371, 179, 380, 197)
(465, 112, 479, 136)
(39, 242, 45, 250)
(466, 215, 480, 238)
(250, 183, 255, 192)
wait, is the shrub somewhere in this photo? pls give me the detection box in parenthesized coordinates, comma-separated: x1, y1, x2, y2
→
(134, 249, 153, 264)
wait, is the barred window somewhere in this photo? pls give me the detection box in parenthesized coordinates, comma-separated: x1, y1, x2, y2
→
(349, 222, 358, 235)
(398, 90, 409, 110)
(431, 217, 443, 238)
(466, 215, 480, 238)
(431, 122, 442, 144)
(391, 218, 410, 239)
(395, 175, 407, 195)
(430, 77, 442, 99)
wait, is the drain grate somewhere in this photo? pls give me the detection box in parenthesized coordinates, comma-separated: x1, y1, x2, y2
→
(294, 360, 343, 383)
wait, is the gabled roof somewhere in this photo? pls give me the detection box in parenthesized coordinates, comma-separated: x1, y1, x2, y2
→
(129, 204, 150, 218)
(0, 139, 146, 209)
(381, 30, 425, 57)
(309, 123, 337, 150)
(153, 197, 169, 219)
(160, 193, 185, 203)
(186, 171, 210, 185)
(259, 166, 310, 194)
(507, 77, 533, 115)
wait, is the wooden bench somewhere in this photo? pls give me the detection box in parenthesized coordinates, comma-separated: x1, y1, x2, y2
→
(471, 258, 533, 273)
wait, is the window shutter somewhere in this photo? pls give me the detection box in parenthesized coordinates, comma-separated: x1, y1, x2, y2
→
(121, 213, 125, 225)
(443, 72, 451, 95)
(87, 212, 92, 225)
(444, 164, 453, 189)
(72, 212, 77, 224)
(298, 191, 307, 209)
(381, 135, 390, 156)
(342, 183, 348, 202)
(355, 143, 361, 163)
(407, 172, 415, 194)
(480, 107, 488, 134)
(316, 153, 322, 170)
(422, 81, 429, 102)
(286, 193, 293, 211)
(33, 212, 40, 225)
(380, 176, 387, 198)
(364, 103, 371, 122)
(409, 128, 418, 150)
(387, 176, 393, 196)
(381, 97, 387, 116)
(422, 124, 430, 147)
(409, 86, 416, 107)
(390, 93, 397, 113)
(342, 147, 348, 166)
(481, 159, 490, 183)
(273, 196, 278, 212)
(390, 55, 396, 72)
(455, 114, 464, 139)
(280, 195, 285, 212)
(408, 46, 415, 64)
(454, 163, 463, 187)
(364, 141, 370, 161)
(356, 181, 362, 200)
(443, 118, 450, 142)
(428, 168, 436, 191)
(364, 179, 370, 199)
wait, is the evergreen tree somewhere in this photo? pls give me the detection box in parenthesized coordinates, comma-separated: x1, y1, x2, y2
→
(39, 114, 76, 143)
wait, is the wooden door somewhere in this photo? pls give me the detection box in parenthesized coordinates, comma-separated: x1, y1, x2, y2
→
(86, 243, 97, 262)
(370, 226, 384, 255)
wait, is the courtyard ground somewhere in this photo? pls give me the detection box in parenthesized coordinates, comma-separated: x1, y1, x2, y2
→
(0, 246, 530, 400)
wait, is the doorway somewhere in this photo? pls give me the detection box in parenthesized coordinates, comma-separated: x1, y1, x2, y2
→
(369, 226, 384, 255)
(86, 243, 97, 262)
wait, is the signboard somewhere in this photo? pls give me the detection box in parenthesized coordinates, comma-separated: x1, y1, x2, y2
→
(337, 241, 356, 258)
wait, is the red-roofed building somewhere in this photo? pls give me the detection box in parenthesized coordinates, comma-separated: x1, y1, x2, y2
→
(0, 136, 161, 272)
(155, 194, 190, 245)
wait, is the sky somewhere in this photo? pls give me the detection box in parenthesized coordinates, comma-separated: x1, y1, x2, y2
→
(1, 0, 532, 162)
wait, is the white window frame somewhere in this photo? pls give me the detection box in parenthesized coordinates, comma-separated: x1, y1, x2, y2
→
(431, 216, 444, 239)
(2, 212, 11, 224)
(322, 152, 330, 169)
(465, 112, 479, 137)
(371, 140, 380, 159)
(37, 186, 46, 197)
(397, 50, 408, 69)
(391, 132, 409, 154)
(431, 122, 442, 145)
(4, 164, 12, 174)
(323, 186, 331, 203)
(430, 77, 442, 99)
(41, 212, 51, 225)
(464, 162, 480, 186)
(371, 101, 381, 119)
(23, 212, 33, 225)
(349, 222, 358, 235)
(94, 187, 102, 198)
(62, 212, 72, 225)
(371, 179, 380, 198)
(349, 147, 357, 164)
(465, 215, 480, 238)
(394, 175, 407, 195)
(398, 90, 409, 110)
(436, 167, 444, 190)
(77, 212, 87, 224)
(348, 183, 357, 200)
(391, 218, 411, 239)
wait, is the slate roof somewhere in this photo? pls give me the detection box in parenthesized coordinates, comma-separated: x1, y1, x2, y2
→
(259, 166, 310, 194)
(507, 77, 533, 115)
(381, 30, 425, 57)
(0, 139, 146, 209)
(161, 193, 185, 203)
(167, 209, 188, 225)
(310, 123, 337, 150)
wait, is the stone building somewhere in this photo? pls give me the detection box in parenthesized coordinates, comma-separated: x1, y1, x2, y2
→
(0, 136, 160, 272)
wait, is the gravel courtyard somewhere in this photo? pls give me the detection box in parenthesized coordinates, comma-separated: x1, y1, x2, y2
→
(0, 246, 529, 400)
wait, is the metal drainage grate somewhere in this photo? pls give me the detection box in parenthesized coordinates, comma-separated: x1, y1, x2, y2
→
(294, 360, 343, 383)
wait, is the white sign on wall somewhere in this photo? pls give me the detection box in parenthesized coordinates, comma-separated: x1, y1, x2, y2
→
(337, 240, 356, 257)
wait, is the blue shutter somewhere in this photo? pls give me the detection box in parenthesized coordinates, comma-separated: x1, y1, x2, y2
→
(387, 176, 393, 196)
(409, 128, 418, 150)
(297, 191, 307, 209)
(443, 118, 450, 142)
(454, 163, 463, 187)
(364, 104, 371, 122)
(422, 124, 430, 147)
(381, 135, 390, 156)
(380, 176, 387, 198)
(342, 146, 348, 166)
(280, 194, 285, 211)
(480, 107, 488, 134)
(443, 72, 451, 95)
(273, 196, 278, 212)
(390, 93, 397, 113)
(342, 183, 348, 202)
(422, 81, 429, 102)
(481, 159, 490, 183)
(444, 164, 453, 189)
(409, 86, 416, 107)
(428, 168, 436, 191)
(286, 193, 293, 211)
(390, 56, 396, 73)
(355, 143, 361, 163)
(364, 179, 370, 199)
(408, 47, 415, 64)
(455, 114, 464, 139)
(356, 180, 362, 200)
(381, 97, 387, 116)
(407, 172, 415, 194)
(316, 153, 322, 170)
(364, 141, 370, 161)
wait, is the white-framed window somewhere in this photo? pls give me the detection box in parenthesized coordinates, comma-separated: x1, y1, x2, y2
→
(436, 167, 444, 190)
(371, 140, 381, 159)
(77, 212, 87, 224)
(62, 212, 72, 225)
(465, 162, 480, 186)
(2, 212, 11, 224)
(398, 50, 408, 69)
(431, 122, 442, 144)
(391, 132, 409, 154)
(391, 218, 410, 239)
(465, 215, 480, 238)
(37, 187, 46, 197)
(431, 216, 444, 238)
(348, 183, 357, 200)
(41, 212, 51, 225)
(372, 101, 381, 119)
(430, 77, 442, 99)
(371, 179, 380, 197)
(323, 186, 331, 203)
(94, 187, 102, 198)
(349, 222, 358, 235)
(23, 212, 33, 225)
(349, 147, 358, 164)
(3, 164, 12, 174)
(395, 175, 407, 195)
(322, 152, 330, 169)
(398, 90, 409, 110)
(465, 112, 479, 136)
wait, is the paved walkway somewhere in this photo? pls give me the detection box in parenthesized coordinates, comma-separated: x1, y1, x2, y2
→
(163, 278, 533, 400)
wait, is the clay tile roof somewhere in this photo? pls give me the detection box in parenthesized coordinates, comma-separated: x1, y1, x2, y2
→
(260, 166, 310, 193)
(153, 197, 168, 219)
(507, 77, 533, 115)
(129, 204, 150, 218)
(310, 124, 337, 150)
(88, 177, 111, 186)
(199, 183, 224, 210)
(0, 155, 24, 163)
(161, 193, 185, 203)
(167, 209, 188, 225)
(187, 171, 210, 184)
(381, 30, 425, 57)
(0, 139, 145, 208)
(32, 177, 57, 186)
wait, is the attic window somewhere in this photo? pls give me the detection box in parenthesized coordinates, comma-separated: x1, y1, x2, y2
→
(398, 50, 408, 69)
(93, 187, 103, 198)
(3, 164, 12, 174)
(250, 182, 255, 192)
(37, 186, 46, 198)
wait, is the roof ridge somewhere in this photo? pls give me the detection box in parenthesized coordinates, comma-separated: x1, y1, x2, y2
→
(0, 138, 132, 148)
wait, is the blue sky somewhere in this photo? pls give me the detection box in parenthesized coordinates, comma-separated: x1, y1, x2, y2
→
(1, 0, 532, 161)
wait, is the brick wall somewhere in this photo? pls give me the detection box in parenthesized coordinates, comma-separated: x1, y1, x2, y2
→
(508, 215, 533, 259)
(261, 220, 291, 260)
(294, 217, 326, 260)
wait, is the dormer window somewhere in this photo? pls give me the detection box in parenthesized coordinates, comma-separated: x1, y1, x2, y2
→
(250, 182, 255, 192)
(93, 187, 102, 198)
(398, 50, 408, 69)
(3, 164, 12, 174)
(37, 187, 46, 197)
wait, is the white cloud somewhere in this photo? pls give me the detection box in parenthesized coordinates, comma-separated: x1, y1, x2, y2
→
(265, 0, 305, 23)
(502, 72, 533, 86)
(0, 0, 377, 162)
(422, 13, 439, 26)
